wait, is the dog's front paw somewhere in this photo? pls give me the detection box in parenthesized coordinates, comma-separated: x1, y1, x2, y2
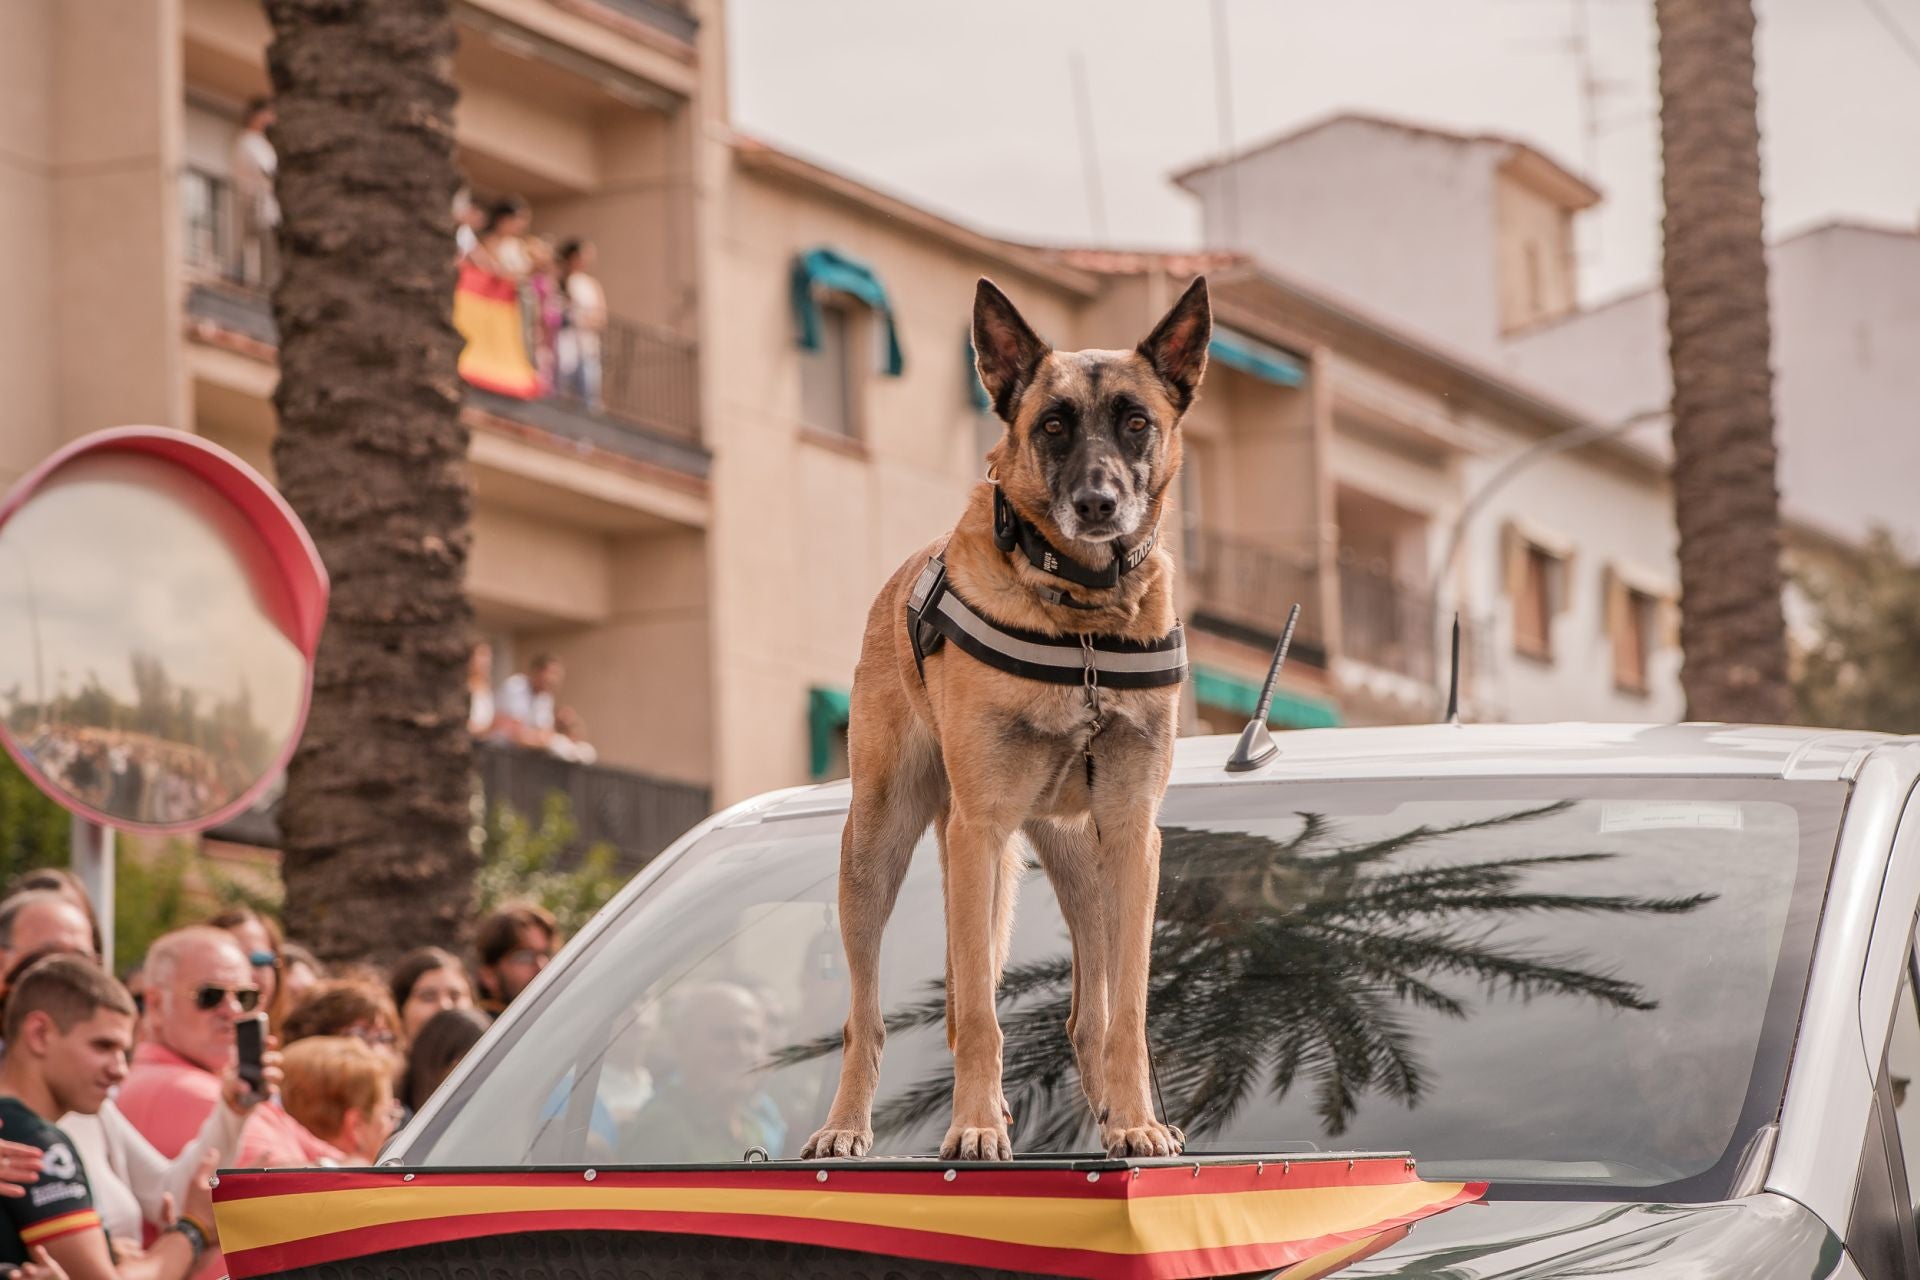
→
(801, 1126, 873, 1159)
(1102, 1118, 1184, 1158)
(940, 1123, 1012, 1161)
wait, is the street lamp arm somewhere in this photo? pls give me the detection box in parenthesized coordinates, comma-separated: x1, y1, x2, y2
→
(1425, 406, 1668, 714)
(1430, 407, 1669, 600)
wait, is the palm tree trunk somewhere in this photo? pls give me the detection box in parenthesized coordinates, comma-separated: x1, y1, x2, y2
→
(263, 0, 477, 964)
(1654, 0, 1792, 723)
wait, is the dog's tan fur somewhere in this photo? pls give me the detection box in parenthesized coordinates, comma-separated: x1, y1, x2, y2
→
(801, 278, 1211, 1162)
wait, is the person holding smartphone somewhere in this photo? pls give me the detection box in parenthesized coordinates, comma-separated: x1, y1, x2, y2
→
(0, 955, 216, 1280)
(0, 940, 279, 1263)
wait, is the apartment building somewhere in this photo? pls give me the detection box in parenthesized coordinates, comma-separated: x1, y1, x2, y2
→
(0, 1, 1699, 853)
(2, 0, 714, 863)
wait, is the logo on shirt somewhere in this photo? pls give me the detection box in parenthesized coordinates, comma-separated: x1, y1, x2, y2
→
(40, 1144, 76, 1181)
(28, 1182, 84, 1209)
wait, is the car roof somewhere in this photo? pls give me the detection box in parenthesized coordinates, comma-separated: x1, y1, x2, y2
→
(741, 723, 1900, 825)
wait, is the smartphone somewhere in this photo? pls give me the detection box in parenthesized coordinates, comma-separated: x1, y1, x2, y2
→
(236, 1014, 267, 1097)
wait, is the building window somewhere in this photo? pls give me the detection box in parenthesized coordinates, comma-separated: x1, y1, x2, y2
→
(800, 300, 858, 438)
(1510, 543, 1560, 662)
(1612, 587, 1656, 695)
(1504, 522, 1572, 664)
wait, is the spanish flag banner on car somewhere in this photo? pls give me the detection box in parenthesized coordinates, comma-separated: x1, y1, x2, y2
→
(213, 1155, 1483, 1280)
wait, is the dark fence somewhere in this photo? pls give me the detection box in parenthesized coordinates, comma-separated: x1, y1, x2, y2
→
(1185, 529, 1326, 661)
(475, 742, 710, 875)
(598, 316, 700, 443)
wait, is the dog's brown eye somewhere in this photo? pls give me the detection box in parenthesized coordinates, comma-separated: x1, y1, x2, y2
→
(1040, 417, 1065, 436)
(1126, 413, 1149, 433)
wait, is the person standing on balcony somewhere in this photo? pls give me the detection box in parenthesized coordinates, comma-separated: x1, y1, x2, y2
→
(467, 643, 496, 737)
(490, 655, 562, 749)
(452, 197, 540, 399)
(556, 239, 606, 413)
(525, 236, 564, 396)
(229, 98, 278, 287)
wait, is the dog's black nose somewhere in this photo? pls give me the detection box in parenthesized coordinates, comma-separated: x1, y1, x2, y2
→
(1073, 489, 1118, 524)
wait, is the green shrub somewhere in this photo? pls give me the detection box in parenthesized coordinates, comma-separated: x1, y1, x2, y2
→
(476, 792, 623, 938)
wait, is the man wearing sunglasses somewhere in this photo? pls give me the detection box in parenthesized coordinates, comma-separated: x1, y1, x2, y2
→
(114, 929, 259, 1165)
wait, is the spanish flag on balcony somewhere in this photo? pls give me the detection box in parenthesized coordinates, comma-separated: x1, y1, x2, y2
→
(454, 261, 540, 398)
(214, 1156, 1480, 1280)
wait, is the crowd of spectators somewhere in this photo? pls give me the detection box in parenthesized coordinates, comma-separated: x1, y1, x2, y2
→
(0, 871, 561, 1279)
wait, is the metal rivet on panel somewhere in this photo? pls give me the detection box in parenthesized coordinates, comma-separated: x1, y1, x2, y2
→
(817, 1170, 829, 1183)
(943, 1169, 956, 1182)
(584, 1169, 597, 1182)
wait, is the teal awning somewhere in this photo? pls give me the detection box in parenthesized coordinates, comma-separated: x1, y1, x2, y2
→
(1192, 665, 1341, 729)
(966, 333, 991, 412)
(791, 248, 905, 376)
(808, 685, 852, 779)
(1208, 327, 1307, 388)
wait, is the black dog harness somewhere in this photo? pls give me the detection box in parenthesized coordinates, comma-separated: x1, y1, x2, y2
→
(906, 489, 1188, 691)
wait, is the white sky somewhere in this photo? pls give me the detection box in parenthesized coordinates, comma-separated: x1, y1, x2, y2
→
(728, 0, 1920, 302)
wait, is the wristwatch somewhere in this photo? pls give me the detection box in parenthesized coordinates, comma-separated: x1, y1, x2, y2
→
(168, 1214, 210, 1264)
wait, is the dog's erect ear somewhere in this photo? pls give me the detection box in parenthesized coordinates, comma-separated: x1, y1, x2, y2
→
(972, 278, 1050, 419)
(1138, 276, 1212, 412)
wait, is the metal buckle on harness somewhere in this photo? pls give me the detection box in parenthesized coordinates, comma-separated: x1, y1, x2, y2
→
(906, 557, 949, 681)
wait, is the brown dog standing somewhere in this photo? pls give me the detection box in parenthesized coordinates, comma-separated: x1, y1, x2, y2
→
(801, 277, 1210, 1162)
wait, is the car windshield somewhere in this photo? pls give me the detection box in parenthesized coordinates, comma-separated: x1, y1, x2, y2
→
(403, 775, 1845, 1201)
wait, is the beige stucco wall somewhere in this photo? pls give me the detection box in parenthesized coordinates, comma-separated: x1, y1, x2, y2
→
(701, 157, 1093, 802)
(1186, 120, 1508, 360)
(1505, 224, 1920, 552)
(0, 0, 186, 488)
(1494, 172, 1578, 334)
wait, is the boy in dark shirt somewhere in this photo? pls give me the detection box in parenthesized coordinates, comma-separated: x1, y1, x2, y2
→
(0, 956, 214, 1280)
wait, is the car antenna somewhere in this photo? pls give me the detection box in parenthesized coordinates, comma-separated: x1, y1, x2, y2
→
(1225, 603, 1300, 773)
(1444, 613, 1462, 726)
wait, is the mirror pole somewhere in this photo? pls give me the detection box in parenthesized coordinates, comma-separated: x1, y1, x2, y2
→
(69, 816, 114, 972)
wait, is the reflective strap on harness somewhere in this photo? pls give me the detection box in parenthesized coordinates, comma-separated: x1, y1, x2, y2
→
(906, 555, 1186, 690)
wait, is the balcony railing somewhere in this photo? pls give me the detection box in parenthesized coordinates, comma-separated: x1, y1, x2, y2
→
(207, 744, 709, 875)
(588, 0, 699, 42)
(1184, 529, 1326, 664)
(1337, 559, 1489, 688)
(180, 165, 703, 451)
(599, 315, 699, 442)
(475, 741, 709, 875)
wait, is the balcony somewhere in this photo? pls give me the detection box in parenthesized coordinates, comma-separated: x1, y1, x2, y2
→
(1337, 559, 1490, 690)
(1184, 529, 1326, 666)
(474, 742, 708, 875)
(180, 166, 705, 475)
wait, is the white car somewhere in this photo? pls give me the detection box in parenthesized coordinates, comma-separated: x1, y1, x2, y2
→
(375, 722, 1920, 1279)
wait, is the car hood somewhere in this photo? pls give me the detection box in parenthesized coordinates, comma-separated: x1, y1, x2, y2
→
(1326, 1194, 1844, 1279)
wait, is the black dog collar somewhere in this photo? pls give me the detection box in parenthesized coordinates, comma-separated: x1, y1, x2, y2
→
(992, 486, 1158, 595)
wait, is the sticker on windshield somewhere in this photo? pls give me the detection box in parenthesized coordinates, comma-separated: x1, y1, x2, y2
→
(1599, 801, 1744, 832)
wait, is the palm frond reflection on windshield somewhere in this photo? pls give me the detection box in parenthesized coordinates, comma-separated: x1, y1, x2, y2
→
(771, 801, 1715, 1151)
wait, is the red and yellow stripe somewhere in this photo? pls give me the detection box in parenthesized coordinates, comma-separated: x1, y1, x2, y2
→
(20, 1209, 101, 1247)
(214, 1160, 1483, 1280)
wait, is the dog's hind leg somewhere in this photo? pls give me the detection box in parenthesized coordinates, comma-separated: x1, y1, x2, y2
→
(1026, 816, 1110, 1127)
(801, 722, 943, 1159)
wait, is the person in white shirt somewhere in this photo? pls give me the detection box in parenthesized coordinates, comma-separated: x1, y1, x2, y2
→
(467, 643, 496, 737)
(230, 98, 279, 286)
(555, 239, 607, 412)
(492, 655, 561, 748)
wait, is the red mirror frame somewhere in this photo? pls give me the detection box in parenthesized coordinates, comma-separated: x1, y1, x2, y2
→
(0, 426, 329, 835)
